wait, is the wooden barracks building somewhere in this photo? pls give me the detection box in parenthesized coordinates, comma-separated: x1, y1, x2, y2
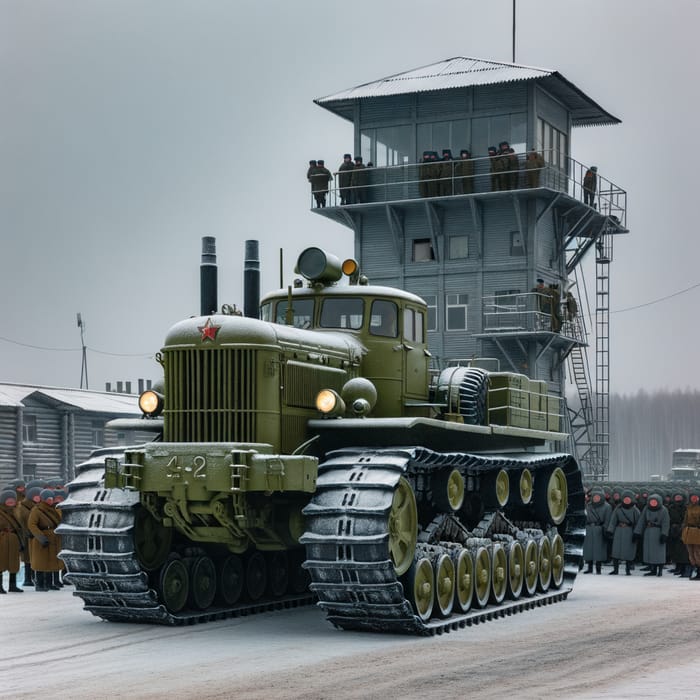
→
(0, 383, 155, 486)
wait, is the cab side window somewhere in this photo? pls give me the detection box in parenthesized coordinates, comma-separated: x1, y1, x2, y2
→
(369, 300, 398, 337)
(403, 307, 425, 342)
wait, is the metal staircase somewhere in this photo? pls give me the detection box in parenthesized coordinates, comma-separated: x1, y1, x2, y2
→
(564, 224, 614, 480)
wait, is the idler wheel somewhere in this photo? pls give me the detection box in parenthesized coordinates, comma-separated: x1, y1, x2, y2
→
(388, 477, 418, 576)
(406, 557, 434, 622)
(245, 551, 268, 602)
(473, 546, 492, 608)
(159, 557, 189, 613)
(550, 533, 565, 588)
(189, 556, 217, 610)
(523, 539, 538, 596)
(453, 548, 474, 613)
(217, 555, 244, 605)
(490, 543, 507, 605)
(134, 507, 172, 572)
(538, 536, 552, 592)
(434, 553, 455, 618)
(507, 540, 524, 600)
(266, 551, 289, 598)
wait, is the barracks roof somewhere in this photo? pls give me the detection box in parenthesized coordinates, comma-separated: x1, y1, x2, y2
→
(0, 382, 139, 414)
(315, 56, 620, 127)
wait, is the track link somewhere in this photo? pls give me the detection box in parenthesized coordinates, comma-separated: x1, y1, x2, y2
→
(301, 447, 584, 635)
(57, 450, 314, 625)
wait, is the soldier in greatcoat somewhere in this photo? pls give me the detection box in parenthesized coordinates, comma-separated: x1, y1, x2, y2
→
(583, 488, 612, 573)
(549, 284, 563, 332)
(438, 149, 454, 196)
(310, 159, 333, 208)
(337, 153, 354, 205)
(606, 489, 640, 575)
(350, 156, 369, 203)
(14, 482, 39, 587)
(634, 493, 670, 576)
(681, 488, 700, 580)
(487, 146, 500, 191)
(0, 489, 25, 593)
(524, 148, 545, 187)
(454, 149, 474, 194)
(667, 489, 690, 576)
(27, 489, 63, 591)
(583, 165, 597, 207)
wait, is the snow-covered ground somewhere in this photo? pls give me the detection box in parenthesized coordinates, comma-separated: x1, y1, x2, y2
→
(1, 566, 698, 699)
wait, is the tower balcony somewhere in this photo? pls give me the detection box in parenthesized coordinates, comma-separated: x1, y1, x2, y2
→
(475, 291, 587, 372)
(311, 150, 627, 240)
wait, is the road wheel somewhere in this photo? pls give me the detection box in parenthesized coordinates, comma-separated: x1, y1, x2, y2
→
(159, 558, 189, 613)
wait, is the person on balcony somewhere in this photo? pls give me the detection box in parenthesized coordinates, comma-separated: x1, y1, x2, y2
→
(488, 146, 500, 191)
(419, 151, 440, 198)
(497, 141, 519, 190)
(454, 149, 474, 194)
(583, 165, 598, 208)
(337, 153, 354, 205)
(350, 156, 368, 203)
(524, 148, 545, 187)
(310, 159, 333, 208)
(438, 149, 454, 196)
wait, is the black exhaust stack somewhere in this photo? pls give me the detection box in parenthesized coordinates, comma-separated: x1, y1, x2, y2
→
(200, 236, 218, 316)
(244, 239, 260, 319)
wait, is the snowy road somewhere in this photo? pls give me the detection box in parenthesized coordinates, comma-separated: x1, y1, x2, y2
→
(1, 569, 698, 699)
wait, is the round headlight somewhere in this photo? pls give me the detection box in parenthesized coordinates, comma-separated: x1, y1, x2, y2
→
(315, 389, 345, 417)
(139, 390, 164, 417)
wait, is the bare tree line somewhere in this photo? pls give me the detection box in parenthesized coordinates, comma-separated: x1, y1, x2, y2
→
(608, 389, 700, 481)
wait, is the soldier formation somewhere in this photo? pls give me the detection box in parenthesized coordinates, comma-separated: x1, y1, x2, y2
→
(0, 478, 67, 594)
(308, 145, 551, 207)
(582, 481, 700, 579)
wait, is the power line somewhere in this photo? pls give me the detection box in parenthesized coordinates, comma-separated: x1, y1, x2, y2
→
(610, 280, 700, 314)
(0, 335, 152, 358)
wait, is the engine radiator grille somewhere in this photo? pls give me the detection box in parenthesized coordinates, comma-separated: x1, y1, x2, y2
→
(163, 348, 258, 442)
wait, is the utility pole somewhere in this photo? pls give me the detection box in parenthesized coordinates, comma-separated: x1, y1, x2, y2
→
(77, 313, 88, 389)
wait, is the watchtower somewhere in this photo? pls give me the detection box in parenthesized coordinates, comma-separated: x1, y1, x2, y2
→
(312, 57, 627, 479)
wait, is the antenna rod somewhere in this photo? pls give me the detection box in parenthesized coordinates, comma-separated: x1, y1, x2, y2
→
(512, 0, 516, 63)
(77, 312, 88, 389)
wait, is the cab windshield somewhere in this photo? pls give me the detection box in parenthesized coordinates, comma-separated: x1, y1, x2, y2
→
(320, 298, 364, 330)
(272, 299, 314, 328)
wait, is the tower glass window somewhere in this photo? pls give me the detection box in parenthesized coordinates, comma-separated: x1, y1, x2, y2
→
(361, 125, 412, 167)
(446, 294, 469, 330)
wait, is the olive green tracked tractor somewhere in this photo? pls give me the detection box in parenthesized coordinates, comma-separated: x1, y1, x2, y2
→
(58, 246, 584, 634)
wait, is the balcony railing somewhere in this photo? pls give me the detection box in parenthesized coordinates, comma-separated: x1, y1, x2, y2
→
(311, 150, 626, 227)
(482, 292, 585, 340)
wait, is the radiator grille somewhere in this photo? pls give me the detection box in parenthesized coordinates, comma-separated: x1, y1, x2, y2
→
(163, 348, 257, 442)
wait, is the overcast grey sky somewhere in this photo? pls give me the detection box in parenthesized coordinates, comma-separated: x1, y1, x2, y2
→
(1, 0, 698, 395)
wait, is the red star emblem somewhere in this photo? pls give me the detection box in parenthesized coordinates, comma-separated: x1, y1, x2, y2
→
(198, 317, 221, 342)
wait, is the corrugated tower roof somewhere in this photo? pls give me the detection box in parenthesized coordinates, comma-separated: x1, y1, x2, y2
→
(315, 56, 620, 127)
